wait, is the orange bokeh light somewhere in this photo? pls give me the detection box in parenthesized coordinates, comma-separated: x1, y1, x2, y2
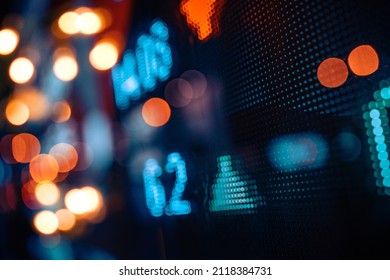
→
(51, 101, 71, 123)
(180, 0, 225, 41)
(29, 154, 59, 183)
(317, 58, 349, 88)
(14, 87, 49, 122)
(49, 143, 78, 173)
(347, 45, 379, 76)
(21, 180, 40, 210)
(5, 99, 29, 126)
(142, 98, 171, 127)
(55, 209, 76, 231)
(12, 133, 41, 163)
(9, 57, 35, 84)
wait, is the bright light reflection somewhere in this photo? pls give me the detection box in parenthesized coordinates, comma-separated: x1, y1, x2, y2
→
(34, 210, 59, 235)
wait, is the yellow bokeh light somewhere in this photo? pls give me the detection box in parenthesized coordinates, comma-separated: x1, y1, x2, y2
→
(89, 41, 118, 70)
(55, 209, 76, 231)
(58, 11, 79, 35)
(78, 11, 102, 35)
(53, 55, 78, 81)
(65, 187, 102, 215)
(0, 28, 19, 55)
(35, 181, 60, 206)
(33, 210, 59, 235)
(6, 99, 29, 126)
(9, 57, 35, 84)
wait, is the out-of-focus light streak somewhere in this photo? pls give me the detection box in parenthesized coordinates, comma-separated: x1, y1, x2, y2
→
(142, 98, 171, 127)
(180, 0, 225, 41)
(12, 133, 41, 163)
(89, 40, 118, 70)
(9, 57, 35, 84)
(6, 99, 29, 126)
(112, 20, 172, 110)
(0, 28, 19, 55)
(82, 110, 113, 172)
(34, 210, 59, 235)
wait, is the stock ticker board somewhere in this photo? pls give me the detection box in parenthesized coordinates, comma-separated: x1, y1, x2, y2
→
(1, 0, 390, 260)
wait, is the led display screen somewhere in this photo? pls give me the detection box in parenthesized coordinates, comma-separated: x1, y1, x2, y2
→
(0, 0, 390, 260)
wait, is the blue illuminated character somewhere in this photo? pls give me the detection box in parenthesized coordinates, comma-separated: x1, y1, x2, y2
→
(112, 19, 173, 110)
(363, 85, 390, 194)
(143, 152, 191, 217)
(209, 155, 264, 213)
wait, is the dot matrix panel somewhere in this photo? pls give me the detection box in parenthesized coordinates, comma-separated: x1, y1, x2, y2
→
(189, 0, 390, 258)
(3, 0, 390, 260)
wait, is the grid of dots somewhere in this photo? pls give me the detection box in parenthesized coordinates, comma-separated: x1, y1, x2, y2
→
(363, 80, 390, 195)
(218, 0, 390, 117)
(209, 155, 264, 214)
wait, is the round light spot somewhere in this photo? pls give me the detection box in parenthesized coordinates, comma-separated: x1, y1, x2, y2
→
(6, 99, 29, 126)
(58, 11, 79, 35)
(35, 182, 60, 206)
(348, 45, 379, 76)
(65, 187, 102, 215)
(180, 70, 207, 98)
(164, 78, 193, 107)
(55, 209, 76, 231)
(49, 143, 78, 173)
(142, 98, 171, 127)
(12, 133, 41, 163)
(29, 154, 59, 183)
(0, 28, 19, 55)
(317, 58, 348, 88)
(51, 101, 72, 123)
(78, 11, 102, 35)
(53, 55, 78, 81)
(14, 87, 49, 121)
(9, 57, 35, 84)
(89, 41, 118, 70)
(33, 210, 59, 235)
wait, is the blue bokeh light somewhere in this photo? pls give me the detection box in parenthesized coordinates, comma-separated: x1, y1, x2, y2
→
(267, 133, 328, 172)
